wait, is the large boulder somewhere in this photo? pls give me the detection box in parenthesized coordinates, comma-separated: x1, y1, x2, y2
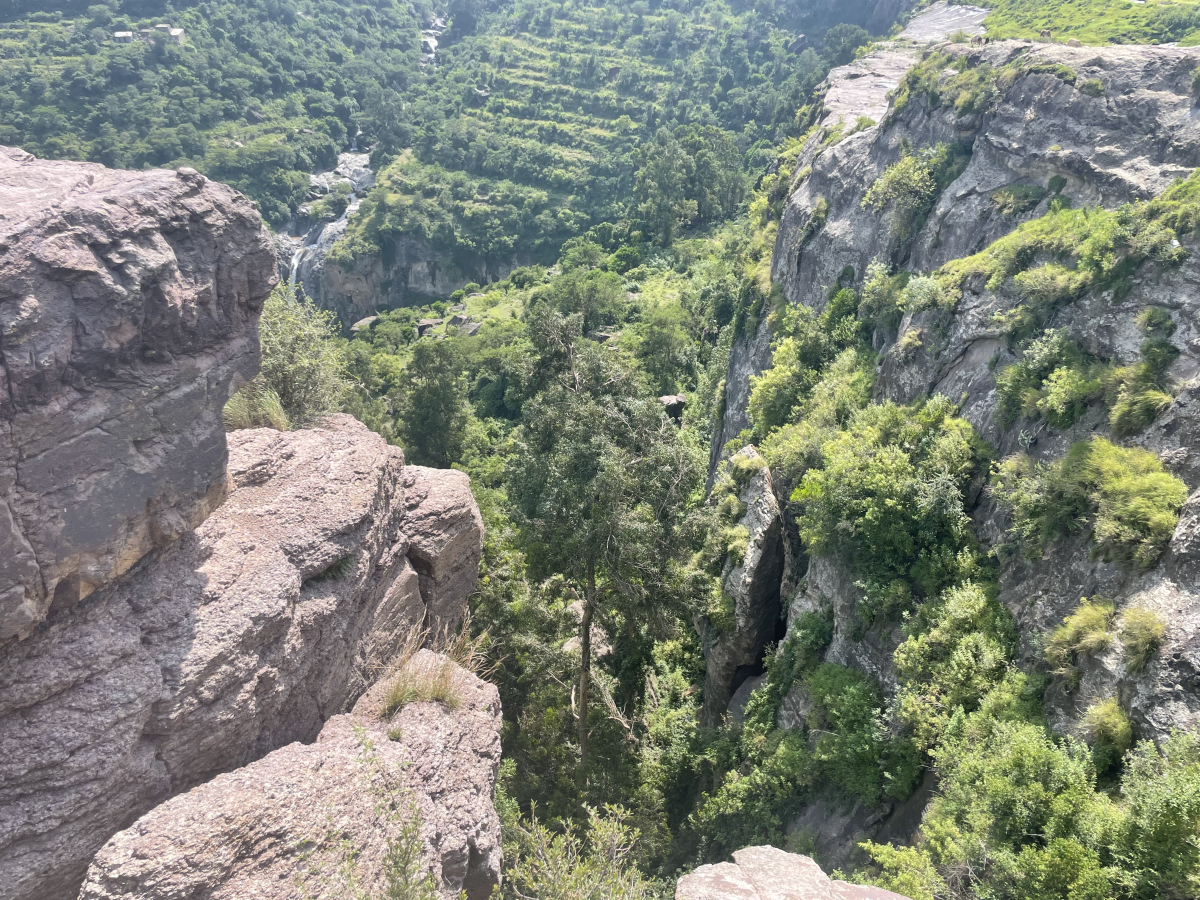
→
(0, 147, 276, 643)
(676, 845, 909, 900)
(79, 650, 502, 900)
(0, 417, 482, 900)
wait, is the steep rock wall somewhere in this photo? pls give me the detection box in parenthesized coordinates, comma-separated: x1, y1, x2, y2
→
(698, 448, 785, 726)
(710, 35, 1200, 860)
(0, 417, 482, 900)
(0, 148, 276, 642)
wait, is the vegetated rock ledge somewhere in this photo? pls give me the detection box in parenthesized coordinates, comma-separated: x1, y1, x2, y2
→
(0, 415, 483, 900)
(0, 146, 277, 644)
(705, 33, 1200, 866)
(79, 650, 502, 900)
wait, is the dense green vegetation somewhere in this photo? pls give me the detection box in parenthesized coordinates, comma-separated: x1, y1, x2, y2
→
(331, 0, 873, 269)
(228, 124, 1200, 900)
(0, 0, 428, 224)
(979, 0, 1200, 46)
(71, 0, 1181, 892)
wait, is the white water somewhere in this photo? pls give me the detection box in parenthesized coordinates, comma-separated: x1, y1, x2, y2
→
(421, 15, 447, 66)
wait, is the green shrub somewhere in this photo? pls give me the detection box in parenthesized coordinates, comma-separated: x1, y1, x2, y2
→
(729, 450, 766, 486)
(1119, 607, 1167, 672)
(1027, 62, 1078, 85)
(859, 724, 1200, 900)
(749, 298, 868, 436)
(992, 183, 1048, 217)
(901, 275, 948, 312)
(687, 728, 814, 860)
(1045, 598, 1115, 680)
(857, 260, 910, 332)
(894, 581, 1017, 751)
(503, 804, 657, 900)
(992, 438, 1188, 569)
(741, 612, 834, 734)
(255, 284, 352, 425)
(1079, 78, 1105, 97)
(863, 143, 968, 240)
(1084, 696, 1133, 775)
(1106, 312, 1178, 436)
(995, 330, 1105, 428)
(798, 197, 829, 248)
(794, 395, 982, 617)
(805, 663, 921, 805)
(938, 185, 1194, 315)
(223, 378, 290, 431)
(759, 349, 874, 490)
(893, 53, 998, 119)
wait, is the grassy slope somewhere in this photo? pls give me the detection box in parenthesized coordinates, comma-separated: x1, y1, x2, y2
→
(979, 0, 1200, 45)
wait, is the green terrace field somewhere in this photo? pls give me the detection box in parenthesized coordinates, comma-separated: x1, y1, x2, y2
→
(333, 0, 840, 268)
(979, 0, 1200, 45)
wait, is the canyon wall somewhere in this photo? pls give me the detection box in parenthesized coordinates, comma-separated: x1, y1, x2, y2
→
(709, 32, 1200, 863)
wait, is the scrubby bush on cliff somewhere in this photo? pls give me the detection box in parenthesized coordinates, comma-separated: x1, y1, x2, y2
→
(749, 290, 869, 436)
(224, 285, 351, 430)
(860, 723, 1200, 900)
(1044, 598, 1115, 683)
(862, 142, 969, 240)
(894, 581, 1017, 752)
(938, 171, 1200, 323)
(1119, 607, 1167, 673)
(793, 395, 983, 621)
(996, 330, 1106, 429)
(991, 438, 1187, 569)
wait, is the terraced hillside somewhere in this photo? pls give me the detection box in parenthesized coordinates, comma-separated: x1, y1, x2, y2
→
(323, 0, 903, 315)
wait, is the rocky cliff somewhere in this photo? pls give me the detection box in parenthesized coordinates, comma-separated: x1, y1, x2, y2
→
(0, 153, 485, 900)
(79, 650, 502, 900)
(710, 26, 1200, 867)
(0, 147, 276, 643)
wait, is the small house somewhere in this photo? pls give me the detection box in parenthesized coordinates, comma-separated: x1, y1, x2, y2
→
(112, 31, 133, 42)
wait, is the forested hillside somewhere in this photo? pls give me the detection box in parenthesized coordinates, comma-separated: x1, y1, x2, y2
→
(14, 1, 1200, 899)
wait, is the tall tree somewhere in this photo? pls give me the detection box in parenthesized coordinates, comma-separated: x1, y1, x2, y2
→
(634, 128, 697, 246)
(394, 339, 471, 467)
(507, 308, 702, 773)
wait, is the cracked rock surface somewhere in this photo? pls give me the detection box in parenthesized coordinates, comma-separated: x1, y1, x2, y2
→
(0, 417, 482, 900)
(79, 650, 502, 900)
(0, 147, 276, 643)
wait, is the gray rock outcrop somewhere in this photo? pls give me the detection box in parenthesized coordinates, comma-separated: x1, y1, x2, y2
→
(0, 417, 483, 900)
(700, 448, 785, 726)
(0, 147, 276, 643)
(774, 40, 1200, 315)
(763, 39, 1200, 731)
(675, 845, 909, 900)
(79, 650, 502, 900)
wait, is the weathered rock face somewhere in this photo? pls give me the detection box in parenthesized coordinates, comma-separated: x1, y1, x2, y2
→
(301, 233, 519, 326)
(0, 147, 276, 643)
(761, 38, 1200, 728)
(0, 417, 483, 900)
(699, 448, 785, 727)
(774, 40, 1200, 315)
(675, 845, 910, 900)
(79, 650, 502, 900)
(708, 318, 774, 487)
(710, 30, 1200, 865)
